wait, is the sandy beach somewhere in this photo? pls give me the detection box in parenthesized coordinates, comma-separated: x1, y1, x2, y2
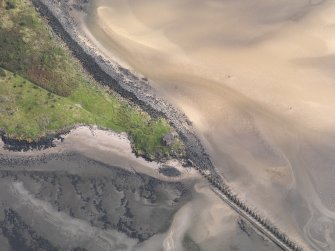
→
(73, 0, 335, 250)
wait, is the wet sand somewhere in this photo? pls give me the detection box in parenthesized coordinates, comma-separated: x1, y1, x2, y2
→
(0, 126, 198, 181)
(78, 0, 335, 250)
(0, 127, 279, 250)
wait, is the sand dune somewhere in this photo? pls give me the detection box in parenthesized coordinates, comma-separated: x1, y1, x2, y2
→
(78, 0, 335, 250)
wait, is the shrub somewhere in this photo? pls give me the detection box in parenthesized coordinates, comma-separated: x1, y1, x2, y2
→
(0, 68, 6, 77)
(5, 1, 16, 10)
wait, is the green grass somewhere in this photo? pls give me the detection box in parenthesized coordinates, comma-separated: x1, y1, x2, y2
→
(0, 0, 80, 96)
(0, 0, 184, 159)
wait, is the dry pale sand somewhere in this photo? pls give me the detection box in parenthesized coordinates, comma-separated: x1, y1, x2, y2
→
(78, 0, 335, 250)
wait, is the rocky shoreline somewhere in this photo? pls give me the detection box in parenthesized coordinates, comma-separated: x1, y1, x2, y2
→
(28, 0, 218, 177)
(1, 123, 86, 152)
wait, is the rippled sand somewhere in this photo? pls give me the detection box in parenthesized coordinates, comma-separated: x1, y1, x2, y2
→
(78, 0, 335, 250)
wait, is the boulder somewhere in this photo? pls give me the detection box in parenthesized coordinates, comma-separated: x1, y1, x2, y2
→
(162, 131, 178, 146)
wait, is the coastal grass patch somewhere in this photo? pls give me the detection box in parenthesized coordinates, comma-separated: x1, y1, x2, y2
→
(0, 0, 80, 96)
(0, 69, 91, 139)
(0, 0, 184, 159)
(0, 68, 179, 159)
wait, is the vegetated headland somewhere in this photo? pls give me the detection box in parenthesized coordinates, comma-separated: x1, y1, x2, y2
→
(0, 0, 184, 161)
(0, 0, 303, 250)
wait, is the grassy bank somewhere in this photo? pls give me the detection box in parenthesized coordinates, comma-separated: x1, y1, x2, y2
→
(0, 0, 184, 159)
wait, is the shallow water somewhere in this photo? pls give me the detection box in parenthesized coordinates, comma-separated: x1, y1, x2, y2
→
(0, 153, 279, 251)
(80, 0, 335, 250)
